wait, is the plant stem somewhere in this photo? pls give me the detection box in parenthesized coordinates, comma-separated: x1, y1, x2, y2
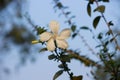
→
(54, 48, 73, 80)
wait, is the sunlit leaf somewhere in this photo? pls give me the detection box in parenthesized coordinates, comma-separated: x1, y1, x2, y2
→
(73, 75, 83, 80)
(53, 70, 63, 80)
(94, 5, 105, 13)
(93, 16, 101, 29)
(87, 3, 91, 17)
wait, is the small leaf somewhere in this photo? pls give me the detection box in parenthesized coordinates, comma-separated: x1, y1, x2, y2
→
(73, 75, 83, 80)
(58, 64, 64, 69)
(36, 26, 46, 35)
(97, 33, 103, 39)
(53, 70, 63, 80)
(39, 48, 47, 52)
(108, 21, 114, 26)
(94, 5, 105, 13)
(66, 12, 71, 15)
(71, 25, 76, 32)
(103, 0, 109, 2)
(80, 26, 89, 30)
(48, 54, 56, 60)
(57, 2, 63, 9)
(87, 3, 91, 17)
(110, 37, 115, 42)
(72, 33, 77, 39)
(89, 0, 94, 4)
(60, 55, 71, 62)
(93, 16, 101, 29)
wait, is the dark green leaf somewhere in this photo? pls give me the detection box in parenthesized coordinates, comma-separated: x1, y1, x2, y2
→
(73, 75, 83, 80)
(103, 0, 109, 2)
(80, 26, 89, 30)
(48, 54, 56, 60)
(87, 3, 91, 17)
(58, 64, 64, 69)
(72, 33, 77, 38)
(110, 37, 115, 42)
(93, 16, 101, 29)
(89, 0, 94, 4)
(71, 25, 76, 32)
(57, 2, 63, 9)
(108, 21, 114, 26)
(97, 33, 103, 39)
(53, 70, 63, 80)
(39, 48, 47, 52)
(36, 26, 46, 35)
(60, 55, 71, 62)
(66, 12, 71, 15)
(94, 5, 105, 13)
(105, 41, 109, 46)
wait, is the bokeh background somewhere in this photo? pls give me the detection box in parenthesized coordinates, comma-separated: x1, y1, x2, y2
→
(0, 0, 120, 80)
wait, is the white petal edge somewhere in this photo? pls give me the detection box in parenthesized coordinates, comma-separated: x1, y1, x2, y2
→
(40, 32, 52, 42)
(56, 39, 68, 49)
(47, 38, 55, 51)
(49, 21, 59, 34)
(59, 29, 71, 39)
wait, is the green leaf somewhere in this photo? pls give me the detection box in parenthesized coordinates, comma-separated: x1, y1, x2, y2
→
(89, 0, 94, 4)
(71, 25, 76, 32)
(97, 33, 103, 39)
(73, 75, 83, 80)
(94, 5, 105, 13)
(53, 70, 63, 80)
(60, 55, 71, 62)
(103, 0, 109, 2)
(72, 33, 77, 39)
(57, 2, 63, 9)
(36, 26, 46, 35)
(39, 48, 47, 52)
(80, 26, 89, 30)
(93, 16, 101, 29)
(58, 64, 64, 69)
(108, 21, 114, 26)
(48, 54, 56, 60)
(87, 3, 91, 17)
(66, 12, 71, 15)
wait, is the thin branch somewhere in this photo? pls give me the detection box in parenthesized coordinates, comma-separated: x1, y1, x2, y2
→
(94, 0, 120, 51)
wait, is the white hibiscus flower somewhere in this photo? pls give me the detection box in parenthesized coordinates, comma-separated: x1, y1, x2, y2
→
(40, 21, 71, 51)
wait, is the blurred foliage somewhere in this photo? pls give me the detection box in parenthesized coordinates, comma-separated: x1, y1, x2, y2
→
(0, 0, 120, 80)
(0, 0, 37, 78)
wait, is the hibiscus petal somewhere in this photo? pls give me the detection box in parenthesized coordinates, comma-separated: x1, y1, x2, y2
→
(40, 32, 52, 42)
(56, 39, 68, 49)
(47, 38, 55, 51)
(49, 21, 59, 34)
(59, 29, 71, 39)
